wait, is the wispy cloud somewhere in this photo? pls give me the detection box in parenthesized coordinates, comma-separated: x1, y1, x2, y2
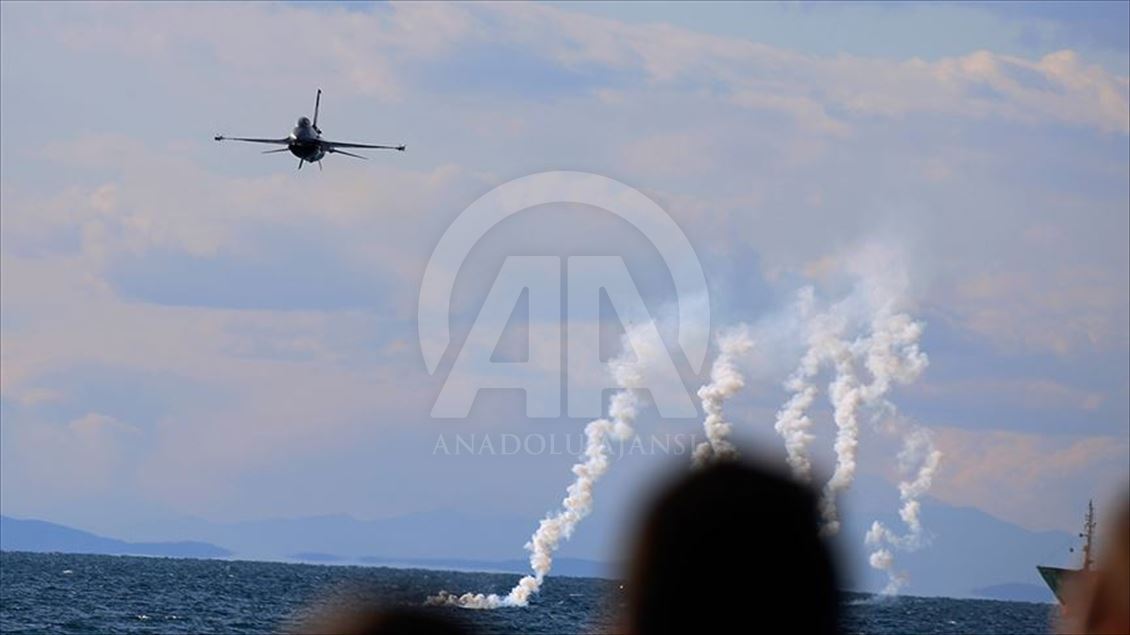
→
(483, 3, 1130, 134)
(0, 1, 1125, 532)
(930, 426, 1128, 531)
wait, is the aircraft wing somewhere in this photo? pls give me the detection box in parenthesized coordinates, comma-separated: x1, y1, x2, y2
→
(214, 135, 291, 145)
(326, 147, 369, 160)
(321, 140, 406, 151)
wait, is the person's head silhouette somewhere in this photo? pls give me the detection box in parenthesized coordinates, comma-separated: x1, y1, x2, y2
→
(624, 460, 841, 635)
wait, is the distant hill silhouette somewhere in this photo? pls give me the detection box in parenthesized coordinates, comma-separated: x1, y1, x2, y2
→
(288, 552, 344, 563)
(2, 481, 1076, 600)
(835, 475, 1072, 600)
(354, 555, 610, 578)
(0, 516, 230, 558)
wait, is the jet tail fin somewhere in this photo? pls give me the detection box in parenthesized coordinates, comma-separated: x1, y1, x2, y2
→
(312, 89, 322, 134)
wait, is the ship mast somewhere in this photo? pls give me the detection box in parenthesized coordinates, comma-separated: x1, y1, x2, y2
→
(1081, 499, 1096, 571)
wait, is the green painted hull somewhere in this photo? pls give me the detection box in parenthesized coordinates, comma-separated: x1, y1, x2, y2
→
(1037, 565, 1077, 604)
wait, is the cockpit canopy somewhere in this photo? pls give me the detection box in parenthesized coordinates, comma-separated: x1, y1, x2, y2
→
(297, 116, 311, 128)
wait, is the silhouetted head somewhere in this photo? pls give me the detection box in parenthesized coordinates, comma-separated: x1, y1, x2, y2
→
(624, 461, 841, 635)
(297, 116, 312, 128)
(288, 606, 472, 635)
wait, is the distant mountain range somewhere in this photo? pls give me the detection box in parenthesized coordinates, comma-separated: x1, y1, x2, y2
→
(835, 477, 1074, 602)
(2, 486, 1076, 602)
(121, 509, 546, 564)
(0, 514, 609, 579)
(352, 555, 608, 578)
(0, 516, 230, 558)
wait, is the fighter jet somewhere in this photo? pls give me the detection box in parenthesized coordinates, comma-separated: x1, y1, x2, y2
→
(214, 89, 405, 170)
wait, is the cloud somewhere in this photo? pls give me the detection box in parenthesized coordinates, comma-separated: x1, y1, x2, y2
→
(914, 377, 1107, 413)
(38, 2, 477, 98)
(481, 3, 1130, 134)
(4, 133, 489, 317)
(2, 412, 138, 498)
(7, 3, 1127, 134)
(947, 267, 1129, 355)
(929, 426, 1129, 531)
(0, 250, 438, 508)
(0, 1, 1125, 530)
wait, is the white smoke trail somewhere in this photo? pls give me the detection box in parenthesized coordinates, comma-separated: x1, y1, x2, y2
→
(774, 369, 819, 481)
(866, 548, 906, 595)
(860, 304, 928, 406)
(772, 288, 824, 482)
(427, 326, 652, 609)
(818, 334, 864, 535)
(865, 426, 942, 594)
(856, 299, 934, 591)
(776, 248, 937, 591)
(820, 297, 928, 536)
(805, 284, 935, 592)
(763, 287, 873, 533)
(692, 327, 754, 467)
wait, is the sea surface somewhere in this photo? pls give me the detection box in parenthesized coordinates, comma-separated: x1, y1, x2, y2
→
(1, 551, 1057, 634)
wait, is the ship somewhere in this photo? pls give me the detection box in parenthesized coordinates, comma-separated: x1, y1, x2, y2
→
(1037, 500, 1095, 604)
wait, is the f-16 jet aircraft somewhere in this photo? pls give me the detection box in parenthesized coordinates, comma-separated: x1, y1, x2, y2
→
(214, 89, 405, 170)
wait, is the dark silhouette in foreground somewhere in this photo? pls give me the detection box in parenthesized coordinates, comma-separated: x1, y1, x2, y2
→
(1060, 493, 1130, 635)
(624, 460, 842, 635)
(289, 606, 472, 635)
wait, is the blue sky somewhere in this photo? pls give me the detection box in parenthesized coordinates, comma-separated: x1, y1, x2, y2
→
(0, 1, 1127, 557)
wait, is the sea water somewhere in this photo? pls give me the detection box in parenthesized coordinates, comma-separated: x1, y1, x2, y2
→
(0, 552, 1056, 634)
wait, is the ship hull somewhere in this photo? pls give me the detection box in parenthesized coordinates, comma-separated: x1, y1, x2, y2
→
(1037, 565, 1077, 604)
